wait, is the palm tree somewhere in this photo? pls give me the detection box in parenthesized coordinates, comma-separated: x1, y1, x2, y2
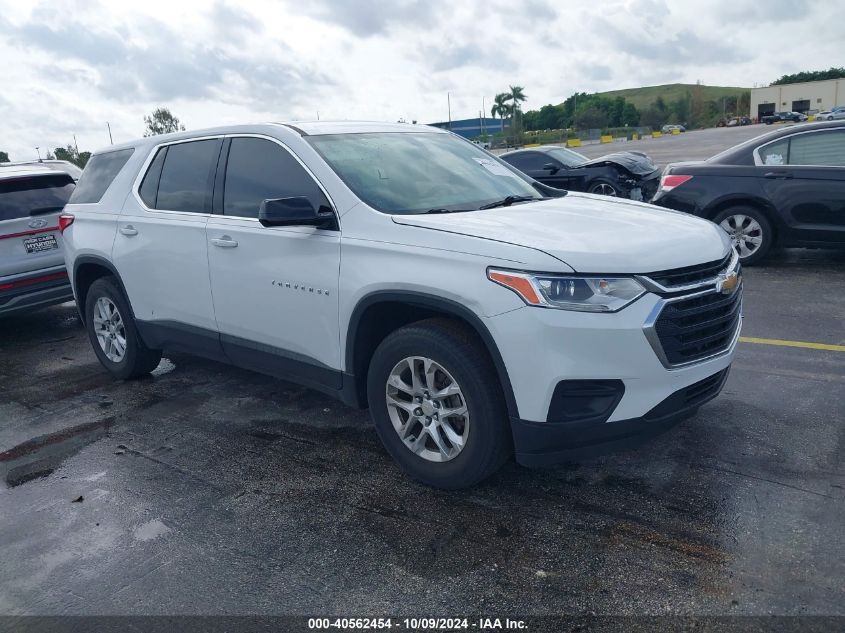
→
(507, 85, 527, 132)
(490, 93, 511, 133)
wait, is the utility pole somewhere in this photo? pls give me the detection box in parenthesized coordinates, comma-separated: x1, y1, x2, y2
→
(35, 147, 41, 161)
(73, 134, 79, 155)
(447, 92, 452, 130)
(107, 122, 113, 145)
(482, 96, 486, 135)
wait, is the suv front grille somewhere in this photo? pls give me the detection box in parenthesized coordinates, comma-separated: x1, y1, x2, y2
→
(653, 289, 742, 366)
(644, 252, 732, 290)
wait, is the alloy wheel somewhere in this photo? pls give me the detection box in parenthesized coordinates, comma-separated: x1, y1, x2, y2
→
(719, 214, 763, 259)
(385, 356, 470, 463)
(93, 296, 127, 363)
(591, 183, 618, 196)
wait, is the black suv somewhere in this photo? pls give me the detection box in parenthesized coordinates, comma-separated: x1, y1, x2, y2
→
(651, 121, 845, 264)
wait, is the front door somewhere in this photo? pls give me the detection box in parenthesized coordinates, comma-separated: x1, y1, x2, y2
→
(206, 136, 342, 389)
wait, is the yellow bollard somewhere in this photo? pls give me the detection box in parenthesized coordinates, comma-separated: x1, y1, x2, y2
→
(671, 128, 680, 135)
(567, 138, 582, 147)
(631, 133, 639, 141)
(652, 131, 662, 138)
(600, 135, 613, 143)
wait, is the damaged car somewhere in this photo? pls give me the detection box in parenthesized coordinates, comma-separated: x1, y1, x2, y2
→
(500, 145, 661, 201)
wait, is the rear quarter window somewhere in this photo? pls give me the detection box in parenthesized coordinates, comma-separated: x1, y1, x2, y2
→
(68, 148, 135, 204)
(0, 174, 75, 221)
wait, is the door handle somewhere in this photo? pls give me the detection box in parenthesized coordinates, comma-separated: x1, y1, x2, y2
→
(211, 236, 238, 248)
(763, 172, 793, 179)
(119, 225, 138, 236)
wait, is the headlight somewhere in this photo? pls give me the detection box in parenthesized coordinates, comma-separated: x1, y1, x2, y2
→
(488, 269, 645, 312)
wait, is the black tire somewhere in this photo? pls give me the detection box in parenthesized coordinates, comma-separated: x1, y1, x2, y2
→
(587, 179, 619, 197)
(84, 277, 162, 379)
(366, 318, 512, 489)
(713, 206, 774, 266)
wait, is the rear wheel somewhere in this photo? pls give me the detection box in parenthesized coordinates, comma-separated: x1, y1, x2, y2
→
(713, 206, 773, 265)
(85, 277, 162, 379)
(366, 318, 511, 489)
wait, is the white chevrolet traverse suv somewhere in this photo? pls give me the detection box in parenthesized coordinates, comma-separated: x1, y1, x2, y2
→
(60, 122, 742, 488)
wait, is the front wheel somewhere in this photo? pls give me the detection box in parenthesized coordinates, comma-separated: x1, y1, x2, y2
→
(85, 277, 162, 379)
(366, 318, 511, 489)
(713, 206, 773, 265)
(588, 180, 619, 197)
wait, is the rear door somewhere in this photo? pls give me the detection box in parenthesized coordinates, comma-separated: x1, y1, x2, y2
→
(206, 135, 341, 385)
(112, 137, 224, 349)
(757, 128, 845, 244)
(0, 172, 75, 277)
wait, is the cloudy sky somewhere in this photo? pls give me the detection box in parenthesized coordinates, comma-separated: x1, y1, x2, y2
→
(1, 0, 842, 160)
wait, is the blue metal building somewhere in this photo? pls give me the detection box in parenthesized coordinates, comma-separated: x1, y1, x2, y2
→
(427, 117, 510, 138)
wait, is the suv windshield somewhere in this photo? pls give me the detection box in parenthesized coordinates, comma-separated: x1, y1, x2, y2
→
(307, 132, 542, 214)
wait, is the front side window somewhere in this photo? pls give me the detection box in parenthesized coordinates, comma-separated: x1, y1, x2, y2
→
(0, 174, 75, 221)
(307, 132, 542, 214)
(68, 148, 134, 204)
(155, 139, 221, 213)
(223, 138, 329, 218)
(546, 148, 588, 167)
(506, 152, 553, 171)
(787, 130, 845, 166)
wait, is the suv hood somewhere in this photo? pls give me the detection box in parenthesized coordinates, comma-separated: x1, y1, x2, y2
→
(392, 193, 729, 273)
(579, 151, 658, 176)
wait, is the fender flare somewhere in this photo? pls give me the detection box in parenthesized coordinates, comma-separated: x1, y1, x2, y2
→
(345, 290, 520, 420)
(72, 255, 136, 324)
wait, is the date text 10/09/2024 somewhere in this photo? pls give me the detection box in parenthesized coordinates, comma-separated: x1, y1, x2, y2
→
(308, 618, 528, 630)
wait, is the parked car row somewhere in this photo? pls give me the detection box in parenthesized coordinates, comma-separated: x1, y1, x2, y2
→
(3, 120, 842, 489)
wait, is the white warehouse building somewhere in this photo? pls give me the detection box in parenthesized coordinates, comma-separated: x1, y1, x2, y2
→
(751, 78, 845, 119)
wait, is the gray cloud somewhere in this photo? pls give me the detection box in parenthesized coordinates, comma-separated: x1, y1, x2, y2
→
(291, 0, 438, 37)
(420, 41, 516, 73)
(2, 6, 333, 105)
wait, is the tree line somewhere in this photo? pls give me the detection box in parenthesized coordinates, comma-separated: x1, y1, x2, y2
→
(772, 67, 845, 86)
(522, 85, 751, 132)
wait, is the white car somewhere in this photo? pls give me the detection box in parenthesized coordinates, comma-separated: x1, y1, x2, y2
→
(59, 122, 741, 488)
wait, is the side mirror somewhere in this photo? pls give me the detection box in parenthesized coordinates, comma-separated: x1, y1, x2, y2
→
(542, 162, 559, 173)
(258, 197, 334, 229)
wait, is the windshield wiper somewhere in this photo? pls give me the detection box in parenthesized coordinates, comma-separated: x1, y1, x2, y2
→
(478, 195, 537, 210)
(422, 208, 474, 214)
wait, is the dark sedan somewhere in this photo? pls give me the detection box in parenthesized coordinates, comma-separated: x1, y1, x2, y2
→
(500, 145, 661, 201)
(651, 121, 845, 264)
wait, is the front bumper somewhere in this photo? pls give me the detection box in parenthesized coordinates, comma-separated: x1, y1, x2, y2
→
(484, 288, 740, 465)
(511, 367, 730, 466)
(0, 266, 74, 317)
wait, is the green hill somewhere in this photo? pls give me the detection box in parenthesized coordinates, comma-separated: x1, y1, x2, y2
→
(593, 83, 749, 110)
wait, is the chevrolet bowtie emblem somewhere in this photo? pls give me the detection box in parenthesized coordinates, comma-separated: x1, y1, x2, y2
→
(716, 271, 739, 295)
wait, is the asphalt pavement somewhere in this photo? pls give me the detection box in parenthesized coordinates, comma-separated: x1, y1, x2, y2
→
(539, 124, 784, 165)
(1, 248, 843, 619)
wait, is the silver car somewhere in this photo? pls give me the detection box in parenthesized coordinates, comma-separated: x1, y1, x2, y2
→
(816, 107, 845, 121)
(0, 163, 76, 316)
